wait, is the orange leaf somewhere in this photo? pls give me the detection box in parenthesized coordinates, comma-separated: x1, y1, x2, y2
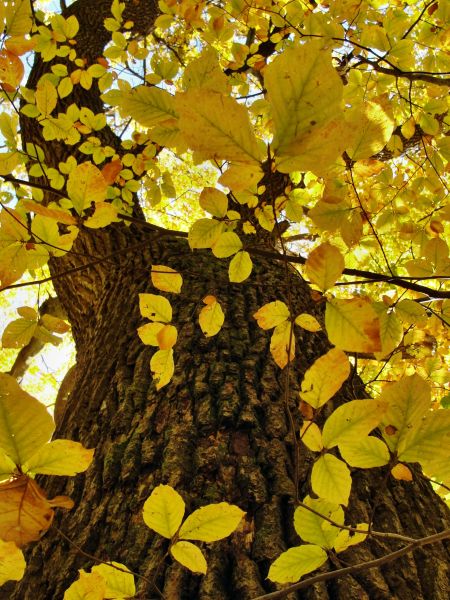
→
(101, 159, 123, 185)
(21, 200, 77, 225)
(0, 475, 72, 547)
(0, 50, 24, 91)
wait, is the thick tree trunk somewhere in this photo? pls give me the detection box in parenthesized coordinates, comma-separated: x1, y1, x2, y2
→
(6, 233, 450, 600)
(4, 0, 449, 597)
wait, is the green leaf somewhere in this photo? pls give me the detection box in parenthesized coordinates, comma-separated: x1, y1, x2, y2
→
(229, 251, 252, 283)
(339, 436, 390, 468)
(325, 297, 381, 353)
(143, 485, 185, 539)
(174, 89, 264, 164)
(139, 294, 172, 323)
(0, 374, 54, 465)
(178, 502, 244, 542)
(322, 399, 388, 449)
(267, 544, 327, 583)
(212, 232, 242, 258)
(23, 440, 94, 476)
(170, 541, 207, 574)
(294, 497, 344, 549)
(299, 348, 350, 408)
(311, 454, 352, 506)
(91, 562, 135, 599)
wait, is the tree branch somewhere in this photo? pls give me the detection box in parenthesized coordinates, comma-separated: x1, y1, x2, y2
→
(252, 529, 450, 600)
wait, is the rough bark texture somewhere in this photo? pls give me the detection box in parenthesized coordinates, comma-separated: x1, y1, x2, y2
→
(3, 0, 449, 598)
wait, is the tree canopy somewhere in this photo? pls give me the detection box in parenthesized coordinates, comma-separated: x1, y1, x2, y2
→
(0, 0, 449, 597)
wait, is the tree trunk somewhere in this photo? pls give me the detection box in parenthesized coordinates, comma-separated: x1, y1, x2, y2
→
(7, 233, 450, 600)
(4, 0, 449, 598)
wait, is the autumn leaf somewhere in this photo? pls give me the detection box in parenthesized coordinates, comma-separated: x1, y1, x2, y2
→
(305, 243, 345, 291)
(151, 265, 183, 293)
(325, 297, 381, 353)
(143, 484, 185, 538)
(199, 295, 225, 337)
(299, 348, 350, 408)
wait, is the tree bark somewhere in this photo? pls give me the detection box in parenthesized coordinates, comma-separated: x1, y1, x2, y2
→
(3, 0, 450, 598)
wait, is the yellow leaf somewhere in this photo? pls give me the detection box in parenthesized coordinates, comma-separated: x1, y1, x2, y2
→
(199, 296, 225, 337)
(137, 322, 165, 346)
(265, 41, 345, 174)
(270, 320, 295, 369)
(391, 463, 413, 481)
(142, 484, 185, 539)
(218, 163, 262, 193)
(40, 314, 70, 334)
(91, 562, 135, 599)
(212, 232, 242, 258)
(0, 151, 21, 175)
(0, 540, 25, 585)
(199, 187, 228, 218)
(253, 301, 290, 330)
(171, 541, 207, 574)
(0, 451, 16, 482)
(375, 308, 403, 357)
(295, 313, 322, 332)
(1, 316, 37, 348)
(139, 294, 172, 323)
(83, 202, 120, 228)
(380, 374, 431, 454)
(67, 162, 107, 214)
(151, 265, 183, 294)
(339, 436, 390, 468)
(305, 243, 345, 291)
(299, 348, 350, 408)
(116, 85, 177, 127)
(182, 48, 228, 93)
(64, 570, 106, 600)
(325, 297, 381, 353)
(300, 422, 323, 452)
(150, 348, 174, 389)
(156, 324, 178, 350)
(35, 79, 57, 116)
(188, 218, 225, 249)
(294, 497, 343, 549)
(229, 250, 252, 283)
(322, 400, 388, 449)
(397, 411, 450, 469)
(0, 374, 54, 465)
(345, 101, 395, 160)
(174, 89, 263, 164)
(179, 502, 244, 542)
(5, 0, 32, 37)
(333, 526, 368, 553)
(268, 544, 327, 583)
(311, 454, 352, 506)
(23, 440, 94, 476)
